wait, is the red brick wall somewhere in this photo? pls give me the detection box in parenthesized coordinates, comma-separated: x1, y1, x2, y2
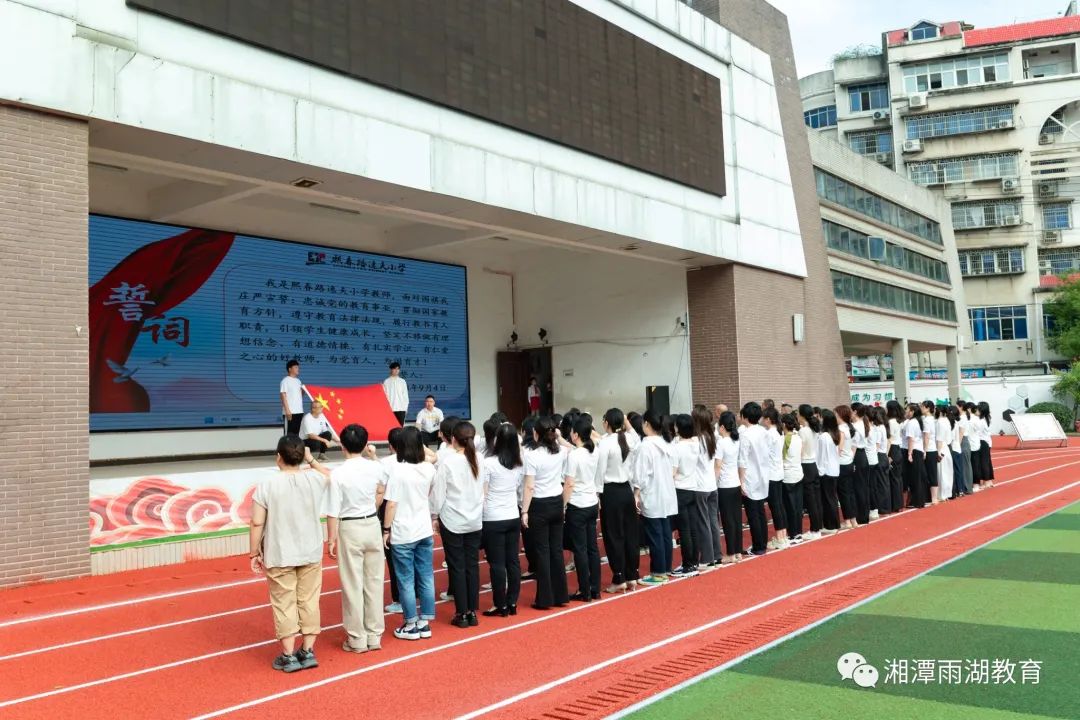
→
(685, 0, 849, 409)
(0, 105, 90, 587)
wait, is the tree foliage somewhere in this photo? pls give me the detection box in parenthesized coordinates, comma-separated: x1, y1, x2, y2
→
(831, 44, 882, 64)
(1051, 363, 1080, 421)
(1044, 278, 1080, 360)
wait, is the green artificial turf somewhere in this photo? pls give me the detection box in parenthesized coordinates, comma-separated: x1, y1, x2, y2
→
(627, 501, 1080, 720)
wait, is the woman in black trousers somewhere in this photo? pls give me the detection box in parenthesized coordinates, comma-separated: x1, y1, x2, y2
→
(597, 409, 641, 592)
(886, 401, 905, 513)
(851, 405, 872, 525)
(481, 424, 525, 616)
(521, 417, 570, 610)
(818, 409, 843, 533)
(834, 405, 858, 530)
(797, 405, 824, 535)
(903, 404, 927, 509)
(563, 416, 602, 601)
(715, 411, 743, 561)
(921, 401, 940, 504)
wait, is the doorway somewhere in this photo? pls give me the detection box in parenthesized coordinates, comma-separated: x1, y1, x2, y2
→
(496, 347, 553, 426)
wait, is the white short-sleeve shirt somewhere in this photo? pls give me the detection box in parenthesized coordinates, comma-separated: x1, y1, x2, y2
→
(280, 376, 304, 415)
(565, 446, 600, 508)
(384, 462, 436, 545)
(431, 452, 484, 534)
(482, 456, 525, 522)
(253, 470, 327, 568)
(737, 424, 771, 500)
(524, 446, 568, 499)
(716, 436, 740, 489)
(328, 456, 385, 519)
(300, 412, 333, 439)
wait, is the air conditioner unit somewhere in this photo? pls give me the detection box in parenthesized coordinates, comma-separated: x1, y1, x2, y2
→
(867, 236, 888, 261)
(1043, 230, 1063, 244)
(908, 93, 928, 109)
(1039, 133, 1054, 145)
(872, 109, 891, 122)
(902, 138, 923, 153)
(1001, 177, 1020, 193)
(994, 118, 1015, 129)
(1038, 181, 1059, 198)
(1003, 214, 1022, 226)
(874, 152, 892, 164)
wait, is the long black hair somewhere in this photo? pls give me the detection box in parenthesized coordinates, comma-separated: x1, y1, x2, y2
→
(535, 416, 561, 454)
(398, 426, 426, 464)
(573, 416, 595, 453)
(853, 404, 871, 438)
(886, 399, 904, 424)
(906, 403, 924, 431)
(628, 411, 645, 439)
(821, 408, 841, 446)
(453, 421, 480, 478)
(439, 416, 460, 445)
(494, 423, 522, 470)
(798, 403, 821, 433)
(521, 416, 539, 450)
(482, 418, 499, 456)
(763, 406, 782, 434)
(642, 409, 664, 437)
(660, 414, 676, 443)
(718, 410, 739, 442)
(691, 405, 717, 457)
(604, 408, 630, 461)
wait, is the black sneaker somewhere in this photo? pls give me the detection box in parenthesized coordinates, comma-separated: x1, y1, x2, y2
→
(294, 648, 318, 670)
(520, 572, 536, 581)
(417, 622, 433, 639)
(394, 623, 421, 641)
(467, 611, 478, 627)
(272, 653, 302, 672)
(451, 613, 470, 628)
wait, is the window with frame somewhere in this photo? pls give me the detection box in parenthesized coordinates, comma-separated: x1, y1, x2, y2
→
(1038, 246, 1080, 275)
(909, 22, 940, 41)
(822, 220, 949, 282)
(968, 305, 1028, 341)
(957, 247, 1025, 276)
(847, 130, 893, 155)
(814, 169, 943, 244)
(905, 105, 1013, 139)
(951, 200, 1022, 230)
(902, 53, 1010, 94)
(1042, 202, 1072, 230)
(1041, 108, 1065, 135)
(848, 83, 889, 112)
(907, 152, 1019, 186)
(832, 270, 956, 321)
(1044, 309, 1058, 338)
(804, 105, 837, 129)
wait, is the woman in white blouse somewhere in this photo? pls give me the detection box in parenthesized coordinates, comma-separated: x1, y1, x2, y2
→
(886, 401, 905, 512)
(596, 409, 641, 593)
(480, 423, 525, 617)
(817, 409, 842, 534)
(564, 416, 602, 601)
(902, 404, 927, 509)
(920, 401, 940, 503)
(797, 405, 823, 539)
(431, 421, 484, 628)
(976, 401, 996, 488)
(632, 410, 679, 584)
(715, 411, 743, 562)
(780, 414, 804, 540)
(936, 407, 955, 502)
(521, 416, 570, 610)
(834, 405, 858, 530)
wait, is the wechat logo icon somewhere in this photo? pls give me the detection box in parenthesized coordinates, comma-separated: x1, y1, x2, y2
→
(837, 651, 879, 689)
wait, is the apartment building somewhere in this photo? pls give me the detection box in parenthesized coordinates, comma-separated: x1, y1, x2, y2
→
(801, 2, 1080, 375)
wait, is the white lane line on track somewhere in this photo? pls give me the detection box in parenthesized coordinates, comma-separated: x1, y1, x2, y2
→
(3, 447, 1072, 628)
(6, 460, 1064, 717)
(0, 447, 1067, 663)
(451, 471, 1080, 720)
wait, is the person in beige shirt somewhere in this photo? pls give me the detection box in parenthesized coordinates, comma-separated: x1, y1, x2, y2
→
(249, 435, 330, 673)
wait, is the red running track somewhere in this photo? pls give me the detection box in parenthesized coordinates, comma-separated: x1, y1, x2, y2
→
(1, 441, 1078, 720)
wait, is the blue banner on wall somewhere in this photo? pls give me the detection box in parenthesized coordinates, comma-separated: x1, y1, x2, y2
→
(89, 215, 470, 431)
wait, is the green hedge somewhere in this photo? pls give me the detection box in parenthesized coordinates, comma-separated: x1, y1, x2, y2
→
(1025, 402, 1075, 430)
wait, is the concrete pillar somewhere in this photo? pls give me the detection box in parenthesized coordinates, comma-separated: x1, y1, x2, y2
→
(877, 354, 887, 381)
(946, 345, 962, 403)
(916, 351, 926, 380)
(0, 106, 90, 587)
(892, 338, 910, 404)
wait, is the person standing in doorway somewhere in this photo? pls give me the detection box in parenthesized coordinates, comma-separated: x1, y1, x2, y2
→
(415, 395, 444, 447)
(383, 362, 410, 427)
(527, 377, 541, 417)
(280, 359, 306, 436)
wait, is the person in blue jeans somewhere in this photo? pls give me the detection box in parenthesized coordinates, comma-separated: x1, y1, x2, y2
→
(632, 410, 678, 584)
(382, 427, 437, 640)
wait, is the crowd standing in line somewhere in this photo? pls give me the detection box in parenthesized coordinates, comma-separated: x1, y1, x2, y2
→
(250, 381, 999, 671)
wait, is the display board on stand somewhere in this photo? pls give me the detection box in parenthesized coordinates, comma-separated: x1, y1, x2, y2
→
(1011, 412, 1068, 449)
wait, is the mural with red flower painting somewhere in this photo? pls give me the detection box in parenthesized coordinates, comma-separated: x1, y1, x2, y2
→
(90, 476, 259, 547)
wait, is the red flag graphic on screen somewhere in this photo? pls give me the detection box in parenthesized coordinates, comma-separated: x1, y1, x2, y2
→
(304, 384, 401, 442)
(89, 228, 234, 413)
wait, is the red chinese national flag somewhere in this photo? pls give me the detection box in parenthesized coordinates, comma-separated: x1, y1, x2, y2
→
(304, 384, 400, 442)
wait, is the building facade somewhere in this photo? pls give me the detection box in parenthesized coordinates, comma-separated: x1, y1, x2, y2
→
(801, 3, 1080, 376)
(0, 0, 848, 586)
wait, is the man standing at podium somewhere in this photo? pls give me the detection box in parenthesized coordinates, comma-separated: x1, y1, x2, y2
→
(382, 361, 410, 427)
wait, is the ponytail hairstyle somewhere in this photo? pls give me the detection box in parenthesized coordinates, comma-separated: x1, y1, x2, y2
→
(821, 408, 841, 446)
(452, 421, 480, 478)
(718, 410, 740, 442)
(762, 406, 782, 434)
(870, 406, 886, 426)
(886, 399, 904, 424)
(906, 403, 924, 431)
(691, 405, 717, 457)
(535, 416, 561, 454)
(572, 416, 596, 453)
(798, 403, 821, 433)
(604, 408, 630, 461)
(494, 422, 523, 470)
(387, 426, 404, 458)
(520, 416, 539, 450)
(834, 404, 855, 436)
(628, 411, 645, 439)
(642, 409, 664, 437)
(559, 412, 579, 443)
(780, 413, 799, 433)
(920, 400, 936, 418)
(439, 416, 461, 445)
(853, 404, 871, 438)
(946, 405, 958, 429)
(660, 414, 677, 443)
(482, 418, 499, 457)
(978, 401, 992, 424)
(675, 414, 695, 440)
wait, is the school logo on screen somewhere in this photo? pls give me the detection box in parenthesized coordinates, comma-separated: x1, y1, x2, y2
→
(306, 251, 327, 266)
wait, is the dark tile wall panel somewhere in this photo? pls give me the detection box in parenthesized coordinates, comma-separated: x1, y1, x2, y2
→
(127, 0, 725, 195)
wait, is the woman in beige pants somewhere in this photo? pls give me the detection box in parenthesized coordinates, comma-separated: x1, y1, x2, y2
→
(327, 424, 387, 653)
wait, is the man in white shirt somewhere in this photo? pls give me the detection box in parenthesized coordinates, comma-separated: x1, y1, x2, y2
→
(301, 400, 340, 462)
(382, 362, 410, 427)
(415, 395, 444, 447)
(280, 359, 306, 436)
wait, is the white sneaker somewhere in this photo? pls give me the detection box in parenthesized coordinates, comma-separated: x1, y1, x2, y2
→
(820, 528, 838, 536)
(439, 591, 453, 601)
(441, 561, 448, 568)
(869, 510, 880, 520)
(481, 582, 492, 590)
(767, 537, 782, 550)
(565, 562, 575, 572)
(805, 531, 821, 540)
